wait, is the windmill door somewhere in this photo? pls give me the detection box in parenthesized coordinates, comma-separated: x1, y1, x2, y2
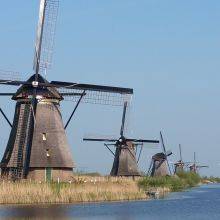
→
(46, 168, 52, 182)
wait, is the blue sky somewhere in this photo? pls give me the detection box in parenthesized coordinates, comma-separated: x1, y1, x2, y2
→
(0, 1, 220, 176)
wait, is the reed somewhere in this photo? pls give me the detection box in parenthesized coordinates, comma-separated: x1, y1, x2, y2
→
(0, 173, 204, 204)
(0, 177, 147, 204)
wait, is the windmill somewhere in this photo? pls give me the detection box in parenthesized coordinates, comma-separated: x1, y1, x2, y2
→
(174, 144, 185, 174)
(0, 0, 133, 181)
(147, 131, 172, 177)
(189, 152, 208, 174)
(83, 101, 159, 176)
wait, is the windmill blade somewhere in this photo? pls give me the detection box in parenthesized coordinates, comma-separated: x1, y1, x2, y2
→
(160, 131, 167, 154)
(24, 0, 59, 177)
(0, 78, 133, 106)
(120, 102, 127, 136)
(179, 144, 183, 161)
(0, 93, 15, 96)
(160, 131, 172, 175)
(147, 159, 153, 176)
(72, 89, 132, 106)
(23, 106, 36, 178)
(194, 152, 196, 165)
(83, 133, 118, 142)
(0, 79, 27, 87)
(196, 165, 209, 168)
(0, 108, 12, 127)
(137, 143, 143, 164)
(23, 87, 38, 178)
(59, 92, 85, 96)
(159, 132, 172, 156)
(64, 91, 86, 129)
(51, 81, 133, 94)
(165, 150, 172, 157)
(104, 144, 115, 156)
(184, 162, 194, 165)
(33, 0, 59, 75)
(156, 159, 165, 170)
(52, 81, 133, 106)
(126, 139, 159, 143)
(0, 79, 48, 87)
(0, 70, 23, 81)
(83, 138, 118, 142)
(127, 146, 137, 161)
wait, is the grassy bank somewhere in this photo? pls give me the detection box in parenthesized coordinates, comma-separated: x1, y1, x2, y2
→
(0, 172, 209, 204)
(138, 172, 201, 192)
(0, 177, 147, 204)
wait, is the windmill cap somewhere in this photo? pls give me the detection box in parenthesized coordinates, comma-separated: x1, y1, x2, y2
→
(12, 74, 63, 101)
(152, 153, 166, 161)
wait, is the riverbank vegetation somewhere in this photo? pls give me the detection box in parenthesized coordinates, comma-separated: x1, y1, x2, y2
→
(202, 176, 220, 183)
(0, 172, 216, 204)
(138, 172, 201, 192)
(0, 177, 146, 204)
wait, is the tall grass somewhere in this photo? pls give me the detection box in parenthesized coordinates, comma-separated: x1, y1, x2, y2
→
(0, 173, 204, 204)
(139, 172, 201, 192)
(0, 177, 147, 204)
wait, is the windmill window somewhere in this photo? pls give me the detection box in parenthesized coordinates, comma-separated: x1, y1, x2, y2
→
(46, 149, 50, 157)
(42, 133, 47, 141)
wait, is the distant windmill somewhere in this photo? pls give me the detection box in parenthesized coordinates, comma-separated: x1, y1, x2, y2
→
(0, 0, 133, 181)
(174, 144, 185, 174)
(189, 152, 208, 174)
(83, 101, 159, 176)
(147, 132, 172, 177)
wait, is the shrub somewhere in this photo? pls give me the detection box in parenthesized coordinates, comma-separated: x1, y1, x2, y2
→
(139, 172, 201, 192)
(176, 171, 201, 187)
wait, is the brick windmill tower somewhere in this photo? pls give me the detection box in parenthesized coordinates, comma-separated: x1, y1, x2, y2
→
(0, 0, 133, 181)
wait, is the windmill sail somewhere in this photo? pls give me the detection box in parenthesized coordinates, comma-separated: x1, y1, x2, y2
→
(24, 0, 60, 177)
(33, 0, 59, 75)
(120, 102, 128, 136)
(0, 70, 22, 81)
(179, 144, 183, 161)
(0, 78, 133, 106)
(160, 131, 172, 175)
(57, 83, 133, 106)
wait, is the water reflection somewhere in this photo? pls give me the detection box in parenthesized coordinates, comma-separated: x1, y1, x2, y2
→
(0, 205, 72, 220)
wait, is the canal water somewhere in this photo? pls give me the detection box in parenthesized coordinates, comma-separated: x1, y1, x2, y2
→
(0, 184, 220, 220)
